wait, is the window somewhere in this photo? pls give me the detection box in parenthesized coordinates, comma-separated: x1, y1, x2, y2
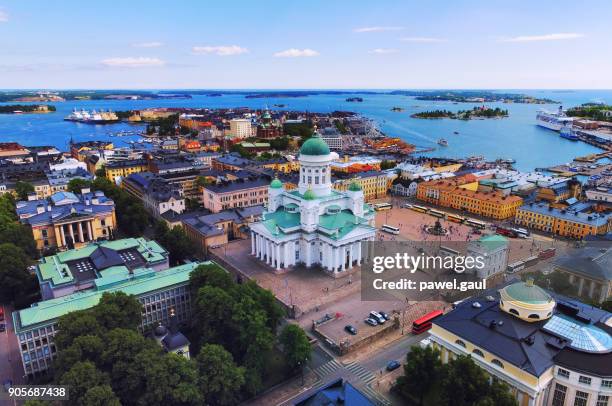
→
(578, 376, 591, 386)
(491, 359, 504, 369)
(557, 368, 570, 379)
(573, 391, 590, 406)
(472, 349, 484, 357)
(528, 313, 540, 319)
(597, 395, 609, 406)
(454, 339, 466, 348)
(552, 383, 567, 406)
(602, 380, 612, 389)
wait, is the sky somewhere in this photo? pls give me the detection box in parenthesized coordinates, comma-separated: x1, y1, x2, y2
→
(1, 0, 611, 89)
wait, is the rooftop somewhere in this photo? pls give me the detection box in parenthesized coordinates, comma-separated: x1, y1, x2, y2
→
(519, 202, 611, 227)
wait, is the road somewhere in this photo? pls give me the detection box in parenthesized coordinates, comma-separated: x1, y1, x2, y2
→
(0, 304, 25, 401)
(296, 333, 425, 405)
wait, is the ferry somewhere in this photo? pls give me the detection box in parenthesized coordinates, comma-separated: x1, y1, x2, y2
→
(437, 138, 448, 146)
(560, 126, 579, 141)
(64, 108, 119, 124)
(536, 106, 574, 131)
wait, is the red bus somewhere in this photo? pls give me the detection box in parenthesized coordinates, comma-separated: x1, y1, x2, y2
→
(0, 307, 4, 321)
(495, 227, 517, 238)
(412, 309, 444, 335)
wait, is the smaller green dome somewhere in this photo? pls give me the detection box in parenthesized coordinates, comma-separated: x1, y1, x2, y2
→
(502, 280, 553, 304)
(303, 189, 317, 200)
(270, 178, 283, 189)
(300, 135, 330, 156)
(348, 181, 362, 191)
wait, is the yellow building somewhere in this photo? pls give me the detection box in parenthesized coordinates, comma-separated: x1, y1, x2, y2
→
(16, 189, 117, 252)
(333, 171, 392, 202)
(70, 141, 114, 162)
(105, 159, 149, 183)
(260, 158, 300, 174)
(515, 202, 611, 239)
(429, 281, 612, 406)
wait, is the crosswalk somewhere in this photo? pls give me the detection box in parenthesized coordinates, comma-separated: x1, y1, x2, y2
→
(345, 361, 376, 384)
(313, 359, 342, 378)
(360, 385, 392, 406)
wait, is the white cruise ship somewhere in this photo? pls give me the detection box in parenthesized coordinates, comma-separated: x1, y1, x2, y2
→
(536, 106, 574, 131)
(65, 108, 119, 123)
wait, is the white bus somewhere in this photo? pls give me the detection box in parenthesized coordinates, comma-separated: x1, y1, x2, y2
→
(374, 203, 392, 211)
(512, 227, 530, 238)
(381, 224, 400, 235)
(429, 209, 445, 218)
(466, 219, 486, 230)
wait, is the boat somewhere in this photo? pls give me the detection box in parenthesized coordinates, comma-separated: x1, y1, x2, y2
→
(345, 97, 363, 102)
(536, 106, 574, 131)
(390, 107, 405, 112)
(560, 126, 579, 141)
(453, 131, 459, 134)
(437, 138, 448, 146)
(64, 108, 119, 124)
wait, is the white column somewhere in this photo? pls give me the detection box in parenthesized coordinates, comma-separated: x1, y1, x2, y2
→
(87, 221, 93, 241)
(357, 241, 362, 266)
(275, 244, 281, 270)
(59, 226, 66, 247)
(78, 222, 84, 243)
(349, 243, 354, 268)
(332, 248, 338, 272)
(251, 232, 255, 255)
(340, 247, 346, 272)
(305, 243, 311, 267)
(68, 224, 75, 245)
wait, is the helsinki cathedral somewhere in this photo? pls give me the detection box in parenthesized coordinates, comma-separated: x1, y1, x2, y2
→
(249, 131, 377, 275)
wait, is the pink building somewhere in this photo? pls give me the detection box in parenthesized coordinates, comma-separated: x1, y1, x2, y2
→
(201, 177, 269, 213)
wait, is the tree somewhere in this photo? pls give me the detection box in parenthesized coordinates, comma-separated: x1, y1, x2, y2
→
(192, 286, 235, 347)
(15, 181, 34, 200)
(155, 222, 195, 265)
(189, 263, 234, 292)
(67, 178, 92, 194)
(0, 243, 34, 303)
(394, 346, 443, 405)
(278, 324, 311, 371)
(59, 361, 110, 405)
(54, 311, 103, 349)
(93, 292, 142, 330)
(0, 222, 38, 258)
(381, 160, 397, 170)
(81, 385, 121, 406)
(95, 166, 106, 178)
(196, 344, 245, 406)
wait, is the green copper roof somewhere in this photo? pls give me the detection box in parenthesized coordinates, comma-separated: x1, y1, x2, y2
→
(15, 262, 205, 332)
(348, 181, 362, 191)
(318, 209, 373, 240)
(502, 281, 553, 305)
(300, 135, 330, 156)
(303, 189, 317, 200)
(270, 178, 283, 189)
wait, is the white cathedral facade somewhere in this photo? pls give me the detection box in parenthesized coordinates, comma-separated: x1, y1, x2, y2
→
(249, 133, 377, 275)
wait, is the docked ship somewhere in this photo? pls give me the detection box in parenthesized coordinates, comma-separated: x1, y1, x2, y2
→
(437, 138, 448, 146)
(535, 106, 574, 131)
(64, 108, 119, 124)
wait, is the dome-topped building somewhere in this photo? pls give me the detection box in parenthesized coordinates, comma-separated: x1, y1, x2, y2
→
(500, 279, 556, 322)
(249, 130, 376, 275)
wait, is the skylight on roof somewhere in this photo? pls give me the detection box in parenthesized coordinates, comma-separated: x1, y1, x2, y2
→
(543, 314, 612, 353)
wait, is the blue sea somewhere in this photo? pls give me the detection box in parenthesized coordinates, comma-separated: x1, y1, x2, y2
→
(1, 89, 611, 171)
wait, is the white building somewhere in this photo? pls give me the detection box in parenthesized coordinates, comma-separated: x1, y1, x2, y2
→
(249, 133, 377, 275)
(467, 234, 509, 279)
(229, 118, 254, 139)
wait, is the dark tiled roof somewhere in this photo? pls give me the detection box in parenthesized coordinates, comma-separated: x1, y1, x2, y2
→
(434, 287, 612, 377)
(203, 177, 269, 194)
(554, 246, 612, 281)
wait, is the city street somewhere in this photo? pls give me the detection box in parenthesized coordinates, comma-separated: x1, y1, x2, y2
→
(0, 304, 25, 395)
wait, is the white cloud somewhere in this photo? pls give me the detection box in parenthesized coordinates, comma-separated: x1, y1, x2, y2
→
(101, 57, 165, 68)
(500, 33, 585, 42)
(273, 48, 319, 58)
(354, 26, 404, 33)
(399, 37, 447, 43)
(0, 9, 8, 22)
(192, 45, 248, 56)
(369, 48, 399, 54)
(132, 41, 163, 48)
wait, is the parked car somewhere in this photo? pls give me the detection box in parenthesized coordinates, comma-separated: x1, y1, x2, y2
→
(369, 311, 386, 324)
(386, 360, 401, 371)
(344, 325, 357, 335)
(0, 323, 5, 332)
(364, 317, 378, 326)
(379, 311, 390, 321)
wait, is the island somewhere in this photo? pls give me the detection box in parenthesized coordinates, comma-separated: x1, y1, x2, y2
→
(411, 107, 508, 120)
(390, 106, 405, 112)
(566, 103, 612, 122)
(0, 104, 56, 114)
(390, 90, 558, 104)
(0, 90, 191, 102)
(345, 97, 363, 102)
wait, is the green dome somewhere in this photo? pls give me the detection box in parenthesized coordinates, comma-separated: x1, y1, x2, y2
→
(502, 280, 553, 304)
(303, 189, 317, 200)
(348, 181, 362, 191)
(300, 136, 330, 156)
(270, 178, 283, 189)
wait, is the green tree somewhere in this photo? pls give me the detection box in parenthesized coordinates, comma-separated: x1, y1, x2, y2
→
(81, 385, 121, 406)
(196, 344, 246, 406)
(66, 178, 92, 194)
(0, 243, 34, 303)
(380, 160, 397, 170)
(95, 166, 106, 178)
(93, 292, 142, 330)
(54, 311, 103, 349)
(0, 221, 38, 257)
(59, 361, 110, 405)
(394, 346, 443, 405)
(15, 181, 35, 200)
(155, 222, 195, 265)
(189, 263, 234, 292)
(278, 324, 311, 371)
(192, 285, 235, 346)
